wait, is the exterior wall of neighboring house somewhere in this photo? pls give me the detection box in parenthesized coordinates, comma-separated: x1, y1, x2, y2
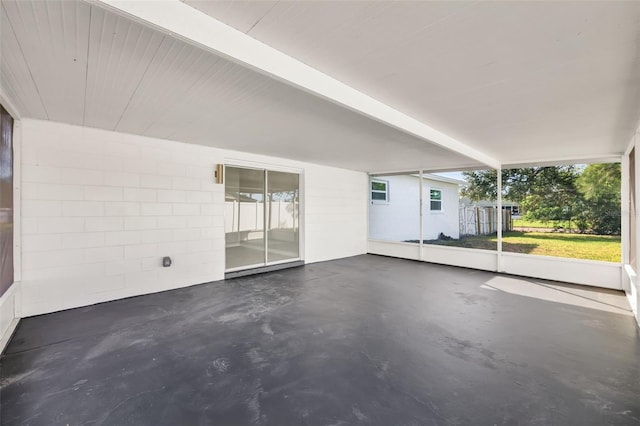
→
(369, 174, 460, 242)
(423, 178, 460, 240)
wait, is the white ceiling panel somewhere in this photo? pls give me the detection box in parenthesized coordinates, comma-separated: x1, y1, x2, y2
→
(117, 33, 481, 172)
(5, 0, 639, 171)
(101, 0, 499, 168)
(152, 70, 483, 172)
(84, 7, 165, 129)
(184, 0, 278, 34)
(1, 0, 485, 172)
(187, 0, 640, 164)
(0, 3, 48, 119)
(115, 37, 226, 135)
(2, 0, 90, 124)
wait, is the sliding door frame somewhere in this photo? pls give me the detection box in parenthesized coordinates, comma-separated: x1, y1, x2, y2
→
(224, 160, 303, 273)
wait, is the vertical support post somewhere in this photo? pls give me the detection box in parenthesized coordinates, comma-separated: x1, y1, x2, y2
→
(367, 173, 371, 247)
(13, 120, 21, 286)
(497, 168, 503, 272)
(237, 198, 241, 246)
(298, 171, 305, 262)
(635, 136, 640, 273)
(635, 134, 640, 325)
(419, 170, 424, 261)
(622, 153, 630, 266)
(621, 152, 631, 292)
(264, 170, 268, 265)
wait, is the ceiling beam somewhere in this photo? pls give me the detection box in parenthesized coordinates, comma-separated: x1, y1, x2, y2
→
(91, 0, 500, 169)
(502, 154, 623, 168)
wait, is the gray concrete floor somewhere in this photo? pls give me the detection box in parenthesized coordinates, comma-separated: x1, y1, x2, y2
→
(1, 254, 639, 425)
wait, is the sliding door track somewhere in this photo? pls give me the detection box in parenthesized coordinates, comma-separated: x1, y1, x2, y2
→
(225, 260, 305, 279)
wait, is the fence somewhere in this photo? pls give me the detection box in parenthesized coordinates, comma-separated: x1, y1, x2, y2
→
(224, 201, 298, 232)
(459, 206, 512, 236)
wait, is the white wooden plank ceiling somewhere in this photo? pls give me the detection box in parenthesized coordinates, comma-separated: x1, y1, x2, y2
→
(0, 0, 488, 172)
(3, 0, 640, 170)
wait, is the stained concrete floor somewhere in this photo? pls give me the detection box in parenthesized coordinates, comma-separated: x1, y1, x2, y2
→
(1, 254, 640, 425)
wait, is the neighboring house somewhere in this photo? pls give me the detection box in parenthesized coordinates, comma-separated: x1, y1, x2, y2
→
(369, 174, 463, 242)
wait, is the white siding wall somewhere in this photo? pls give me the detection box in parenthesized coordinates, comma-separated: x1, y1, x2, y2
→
(18, 119, 367, 316)
(423, 180, 460, 240)
(369, 175, 459, 242)
(368, 175, 419, 242)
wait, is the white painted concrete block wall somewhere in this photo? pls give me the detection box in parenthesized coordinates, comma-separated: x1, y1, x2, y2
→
(19, 120, 367, 316)
(304, 165, 367, 262)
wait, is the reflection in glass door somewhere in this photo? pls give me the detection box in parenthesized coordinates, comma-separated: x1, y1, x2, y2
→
(267, 171, 299, 262)
(225, 167, 265, 270)
(225, 166, 300, 271)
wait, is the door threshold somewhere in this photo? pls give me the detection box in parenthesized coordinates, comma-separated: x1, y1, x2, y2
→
(225, 260, 305, 279)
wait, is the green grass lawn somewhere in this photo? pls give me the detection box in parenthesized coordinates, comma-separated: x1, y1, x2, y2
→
(512, 218, 576, 229)
(424, 231, 621, 262)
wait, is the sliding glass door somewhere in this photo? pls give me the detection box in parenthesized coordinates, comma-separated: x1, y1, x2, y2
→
(225, 166, 300, 271)
(267, 171, 300, 263)
(225, 166, 265, 270)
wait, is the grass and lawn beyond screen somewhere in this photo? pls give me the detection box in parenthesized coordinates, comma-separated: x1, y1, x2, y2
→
(425, 231, 621, 262)
(512, 218, 574, 230)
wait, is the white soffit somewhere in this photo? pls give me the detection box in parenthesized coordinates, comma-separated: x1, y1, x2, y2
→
(185, 0, 640, 165)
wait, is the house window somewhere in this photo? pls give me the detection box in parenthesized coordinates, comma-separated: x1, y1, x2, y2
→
(371, 179, 388, 203)
(430, 188, 442, 211)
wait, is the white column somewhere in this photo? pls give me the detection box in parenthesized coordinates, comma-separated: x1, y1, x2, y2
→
(13, 119, 22, 319)
(635, 137, 640, 268)
(621, 153, 630, 265)
(419, 170, 424, 261)
(634, 133, 640, 325)
(496, 168, 503, 272)
(264, 170, 268, 264)
(621, 152, 630, 292)
(367, 173, 371, 243)
(13, 120, 21, 285)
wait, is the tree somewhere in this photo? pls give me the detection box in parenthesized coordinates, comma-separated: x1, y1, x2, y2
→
(462, 167, 579, 203)
(516, 166, 582, 225)
(575, 163, 621, 234)
(461, 164, 621, 235)
(462, 166, 581, 223)
(461, 169, 500, 202)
